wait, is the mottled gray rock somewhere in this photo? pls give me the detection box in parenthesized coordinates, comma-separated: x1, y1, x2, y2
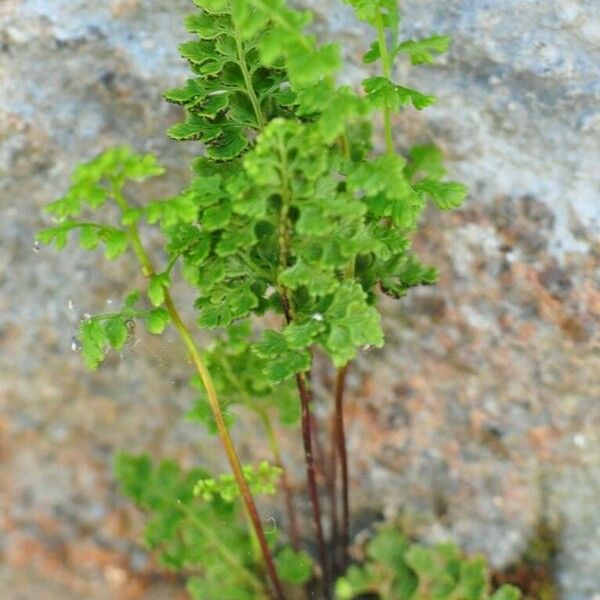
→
(1, 1, 599, 598)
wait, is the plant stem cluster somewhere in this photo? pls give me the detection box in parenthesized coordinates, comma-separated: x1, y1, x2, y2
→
(35, 2, 523, 600)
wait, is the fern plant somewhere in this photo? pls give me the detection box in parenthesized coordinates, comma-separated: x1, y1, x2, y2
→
(335, 527, 520, 600)
(37, 1, 520, 599)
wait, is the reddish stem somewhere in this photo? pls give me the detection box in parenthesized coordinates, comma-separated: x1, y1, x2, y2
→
(328, 411, 340, 571)
(280, 291, 328, 585)
(335, 363, 350, 568)
(295, 371, 329, 585)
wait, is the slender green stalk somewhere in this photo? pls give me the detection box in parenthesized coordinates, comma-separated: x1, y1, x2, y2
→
(232, 15, 266, 129)
(217, 352, 301, 551)
(163, 286, 286, 600)
(376, 10, 395, 155)
(113, 189, 286, 600)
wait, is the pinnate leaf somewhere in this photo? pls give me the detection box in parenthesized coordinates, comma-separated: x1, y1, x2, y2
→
(396, 34, 451, 65)
(379, 253, 438, 299)
(145, 193, 199, 227)
(415, 179, 468, 210)
(364, 76, 437, 111)
(246, 0, 341, 87)
(323, 281, 384, 367)
(254, 329, 312, 383)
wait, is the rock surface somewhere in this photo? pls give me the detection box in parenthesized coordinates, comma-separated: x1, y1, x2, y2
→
(1, 1, 599, 598)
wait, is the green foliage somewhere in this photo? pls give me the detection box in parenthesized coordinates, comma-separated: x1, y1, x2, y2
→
(405, 145, 468, 211)
(276, 547, 314, 585)
(37, 221, 129, 258)
(148, 272, 171, 307)
(145, 307, 171, 334)
(241, 0, 341, 87)
(37, 146, 164, 255)
(115, 453, 276, 599)
(34, 2, 507, 600)
(194, 460, 282, 501)
(37, 0, 467, 380)
(187, 321, 300, 431)
(164, 0, 340, 159)
(41, 146, 163, 219)
(343, 0, 400, 29)
(364, 76, 437, 111)
(73, 295, 171, 370)
(334, 526, 522, 600)
(397, 35, 452, 65)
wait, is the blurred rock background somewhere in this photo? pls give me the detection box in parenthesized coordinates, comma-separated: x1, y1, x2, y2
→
(1, 0, 598, 598)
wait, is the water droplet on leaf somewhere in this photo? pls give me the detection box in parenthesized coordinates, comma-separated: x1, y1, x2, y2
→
(266, 516, 277, 532)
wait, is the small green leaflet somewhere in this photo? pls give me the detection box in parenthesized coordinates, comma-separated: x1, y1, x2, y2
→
(364, 76, 437, 111)
(347, 154, 425, 230)
(79, 320, 109, 370)
(148, 273, 170, 307)
(145, 193, 199, 227)
(396, 35, 451, 65)
(342, 0, 399, 29)
(322, 281, 384, 367)
(404, 144, 447, 182)
(105, 318, 128, 351)
(244, 0, 341, 87)
(145, 308, 170, 334)
(275, 547, 313, 585)
(37, 222, 128, 259)
(254, 330, 312, 384)
(491, 587, 522, 600)
(194, 461, 282, 502)
(78, 315, 129, 369)
(378, 253, 438, 299)
(415, 179, 468, 210)
(104, 229, 128, 260)
(74, 286, 165, 370)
